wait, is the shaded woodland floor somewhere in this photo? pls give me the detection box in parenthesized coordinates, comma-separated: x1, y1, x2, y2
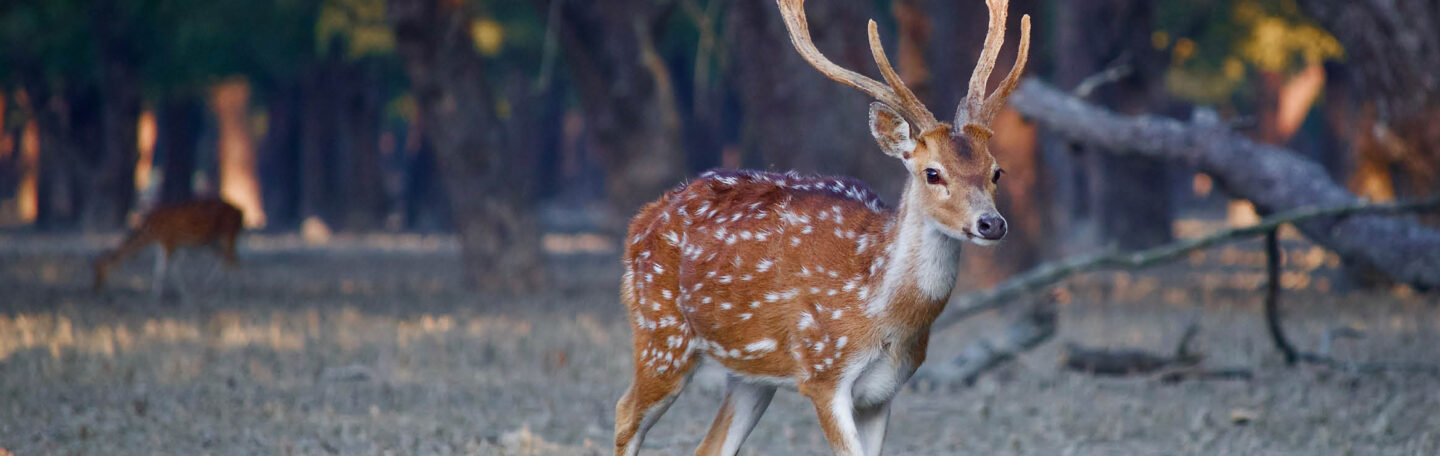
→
(1, 231, 1438, 455)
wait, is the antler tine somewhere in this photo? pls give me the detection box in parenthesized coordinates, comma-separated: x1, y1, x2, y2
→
(867, 20, 940, 132)
(975, 14, 1031, 127)
(776, 0, 908, 122)
(957, 0, 1030, 133)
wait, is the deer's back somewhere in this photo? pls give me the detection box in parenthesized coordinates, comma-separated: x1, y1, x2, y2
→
(623, 170, 894, 380)
(138, 199, 243, 246)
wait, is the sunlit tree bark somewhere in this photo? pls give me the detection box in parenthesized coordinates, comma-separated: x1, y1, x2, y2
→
(211, 79, 266, 228)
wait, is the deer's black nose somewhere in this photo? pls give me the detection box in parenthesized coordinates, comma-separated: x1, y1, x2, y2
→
(976, 214, 1006, 240)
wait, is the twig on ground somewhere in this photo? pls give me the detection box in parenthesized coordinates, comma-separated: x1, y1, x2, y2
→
(1154, 366, 1253, 383)
(1061, 322, 1202, 376)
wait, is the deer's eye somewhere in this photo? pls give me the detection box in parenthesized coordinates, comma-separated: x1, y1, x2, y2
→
(924, 168, 943, 185)
(992, 168, 1004, 184)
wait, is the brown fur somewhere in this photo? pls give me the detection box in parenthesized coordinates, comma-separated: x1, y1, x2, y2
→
(615, 170, 966, 455)
(617, 0, 1029, 451)
(93, 199, 244, 292)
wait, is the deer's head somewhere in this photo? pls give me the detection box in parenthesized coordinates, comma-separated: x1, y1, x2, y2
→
(778, 0, 1030, 245)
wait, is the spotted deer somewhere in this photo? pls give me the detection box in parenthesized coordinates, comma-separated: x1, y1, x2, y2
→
(93, 198, 243, 296)
(615, 0, 1030, 454)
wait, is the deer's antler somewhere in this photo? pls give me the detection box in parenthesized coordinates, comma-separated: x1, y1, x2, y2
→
(776, 0, 941, 134)
(956, 0, 1032, 141)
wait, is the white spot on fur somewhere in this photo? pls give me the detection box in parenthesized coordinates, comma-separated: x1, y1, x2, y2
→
(744, 339, 777, 353)
(756, 259, 774, 272)
(797, 312, 815, 330)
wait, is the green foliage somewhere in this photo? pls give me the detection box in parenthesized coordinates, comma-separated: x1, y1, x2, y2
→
(141, 0, 323, 98)
(1155, 0, 1343, 104)
(316, 0, 392, 59)
(0, 0, 100, 89)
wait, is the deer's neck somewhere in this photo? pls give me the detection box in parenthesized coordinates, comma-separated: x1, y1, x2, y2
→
(864, 180, 961, 321)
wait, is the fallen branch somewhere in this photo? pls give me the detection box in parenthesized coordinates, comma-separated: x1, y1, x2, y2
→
(1010, 78, 1440, 289)
(1062, 322, 1201, 376)
(934, 196, 1440, 332)
(1154, 366, 1253, 383)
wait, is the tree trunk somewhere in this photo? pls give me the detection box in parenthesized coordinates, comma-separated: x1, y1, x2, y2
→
(259, 84, 303, 228)
(83, 58, 142, 230)
(211, 79, 266, 228)
(299, 62, 339, 227)
(342, 60, 387, 231)
(552, 0, 687, 227)
(389, 0, 545, 293)
(1051, 0, 1173, 251)
(157, 96, 204, 204)
(401, 109, 449, 232)
(32, 84, 101, 230)
(1011, 79, 1440, 289)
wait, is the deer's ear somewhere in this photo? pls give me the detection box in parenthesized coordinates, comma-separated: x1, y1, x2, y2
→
(869, 102, 916, 159)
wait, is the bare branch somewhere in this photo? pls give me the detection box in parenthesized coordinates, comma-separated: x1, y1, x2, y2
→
(1263, 230, 1440, 375)
(933, 195, 1440, 332)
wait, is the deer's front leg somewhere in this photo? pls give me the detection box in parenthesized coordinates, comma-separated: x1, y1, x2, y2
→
(802, 381, 863, 456)
(854, 400, 892, 456)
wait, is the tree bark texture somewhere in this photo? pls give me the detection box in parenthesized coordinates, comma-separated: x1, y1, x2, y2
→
(1011, 78, 1440, 289)
(211, 79, 266, 228)
(389, 0, 545, 293)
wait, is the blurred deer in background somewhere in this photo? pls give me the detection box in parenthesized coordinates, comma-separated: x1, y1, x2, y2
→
(93, 198, 243, 297)
(614, 0, 1030, 454)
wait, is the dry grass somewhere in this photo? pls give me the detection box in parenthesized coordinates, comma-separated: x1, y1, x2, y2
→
(1, 233, 1437, 455)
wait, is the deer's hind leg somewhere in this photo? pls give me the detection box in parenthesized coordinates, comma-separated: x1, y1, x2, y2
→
(615, 336, 699, 456)
(695, 376, 777, 456)
(152, 245, 173, 299)
(615, 280, 700, 455)
(218, 229, 239, 267)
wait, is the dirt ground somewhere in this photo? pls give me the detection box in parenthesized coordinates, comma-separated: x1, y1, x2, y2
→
(1, 232, 1439, 455)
